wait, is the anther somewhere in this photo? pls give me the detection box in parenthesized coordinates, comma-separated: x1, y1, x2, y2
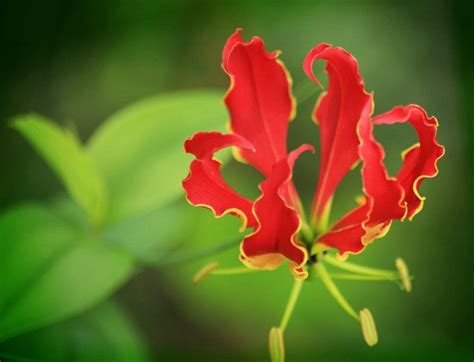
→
(268, 327, 285, 362)
(395, 257, 412, 292)
(192, 261, 219, 284)
(360, 308, 378, 347)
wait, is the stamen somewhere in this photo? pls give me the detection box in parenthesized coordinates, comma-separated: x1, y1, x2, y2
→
(316, 261, 381, 346)
(212, 267, 258, 276)
(360, 308, 378, 346)
(324, 255, 397, 278)
(328, 272, 400, 282)
(279, 279, 304, 332)
(193, 262, 258, 284)
(268, 327, 285, 362)
(395, 257, 412, 292)
(314, 262, 358, 320)
(192, 261, 219, 284)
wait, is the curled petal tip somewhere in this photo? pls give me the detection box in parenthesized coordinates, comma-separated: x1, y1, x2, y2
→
(360, 308, 378, 347)
(182, 132, 257, 229)
(303, 43, 333, 89)
(268, 327, 285, 362)
(307, 43, 372, 222)
(192, 261, 219, 285)
(395, 257, 412, 292)
(223, 29, 295, 175)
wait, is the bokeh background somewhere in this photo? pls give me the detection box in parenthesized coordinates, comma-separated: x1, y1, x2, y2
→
(0, 0, 472, 361)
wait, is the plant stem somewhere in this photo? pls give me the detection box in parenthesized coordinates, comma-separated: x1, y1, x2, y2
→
(279, 279, 304, 333)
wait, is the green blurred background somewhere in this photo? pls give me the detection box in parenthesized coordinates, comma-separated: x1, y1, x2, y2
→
(0, 0, 472, 361)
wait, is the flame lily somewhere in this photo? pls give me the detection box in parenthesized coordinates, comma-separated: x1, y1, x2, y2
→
(183, 29, 444, 358)
(183, 28, 444, 277)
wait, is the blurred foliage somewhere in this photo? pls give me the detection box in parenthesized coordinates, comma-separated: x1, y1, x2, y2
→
(0, 202, 133, 342)
(0, 0, 472, 361)
(0, 90, 228, 345)
(87, 90, 227, 223)
(13, 115, 108, 225)
(1, 301, 151, 361)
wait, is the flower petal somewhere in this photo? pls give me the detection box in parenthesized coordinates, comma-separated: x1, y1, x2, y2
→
(240, 145, 314, 279)
(223, 29, 296, 176)
(318, 98, 404, 255)
(183, 131, 257, 230)
(304, 44, 372, 220)
(373, 105, 445, 219)
(319, 103, 444, 256)
(316, 205, 370, 254)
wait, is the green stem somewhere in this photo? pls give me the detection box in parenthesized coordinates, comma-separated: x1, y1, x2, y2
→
(300, 222, 314, 245)
(324, 255, 397, 278)
(279, 279, 304, 333)
(312, 198, 332, 235)
(315, 262, 359, 320)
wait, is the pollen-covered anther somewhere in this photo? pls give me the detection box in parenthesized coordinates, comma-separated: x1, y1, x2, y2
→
(192, 261, 219, 285)
(395, 257, 412, 292)
(268, 327, 285, 362)
(360, 308, 378, 347)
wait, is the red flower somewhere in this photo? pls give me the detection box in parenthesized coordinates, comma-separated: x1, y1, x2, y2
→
(183, 29, 444, 280)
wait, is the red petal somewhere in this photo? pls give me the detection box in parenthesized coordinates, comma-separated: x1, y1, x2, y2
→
(304, 44, 372, 220)
(223, 29, 295, 176)
(319, 100, 405, 255)
(319, 103, 444, 256)
(183, 132, 257, 229)
(240, 145, 313, 279)
(316, 204, 370, 254)
(373, 105, 445, 219)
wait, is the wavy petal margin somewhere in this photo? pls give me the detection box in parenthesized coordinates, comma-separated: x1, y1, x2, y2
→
(304, 44, 372, 222)
(318, 99, 404, 255)
(223, 28, 296, 176)
(183, 131, 257, 230)
(373, 105, 445, 219)
(240, 145, 314, 280)
(318, 102, 444, 256)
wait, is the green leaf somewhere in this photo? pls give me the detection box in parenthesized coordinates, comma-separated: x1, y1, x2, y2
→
(12, 114, 107, 226)
(0, 204, 134, 342)
(102, 196, 245, 266)
(0, 301, 151, 362)
(87, 89, 227, 223)
(102, 200, 188, 264)
(70, 301, 150, 362)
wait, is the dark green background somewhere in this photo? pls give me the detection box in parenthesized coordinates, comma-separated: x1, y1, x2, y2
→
(1, 0, 472, 361)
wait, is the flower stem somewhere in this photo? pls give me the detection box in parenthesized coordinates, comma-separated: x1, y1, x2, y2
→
(324, 255, 397, 278)
(279, 279, 304, 333)
(314, 262, 359, 320)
